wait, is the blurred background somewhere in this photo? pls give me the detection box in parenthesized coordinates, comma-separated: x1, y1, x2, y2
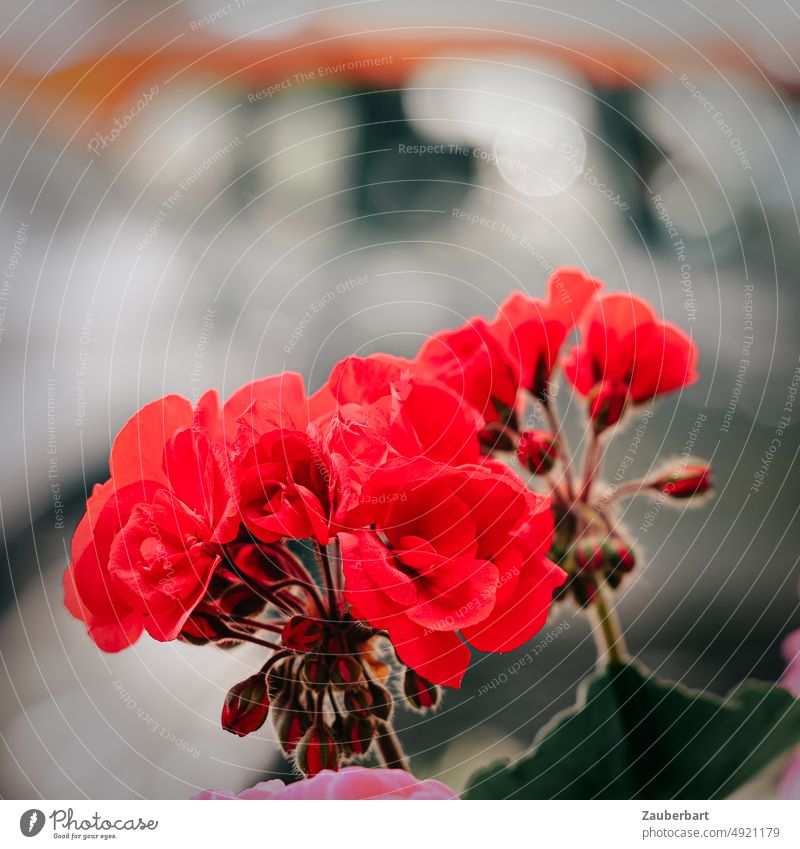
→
(1, 0, 800, 799)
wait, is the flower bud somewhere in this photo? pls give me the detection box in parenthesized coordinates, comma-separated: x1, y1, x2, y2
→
(403, 667, 441, 712)
(588, 380, 628, 432)
(654, 464, 712, 499)
(516, 429, 558, 474)
(300, 654, 329, 690)
(330, 655, 364, 689)
(275, 707, 312, 754)
(571, 577, 598, 608)
(295, 723, 340, 777)
(572, 538, 604, 574)
(343, 686, 373, 717)
(602, 540, 636, 574)
(282, 615, 325, 652)
(222, 673, 269, 737)
(334, 714, 375, 757)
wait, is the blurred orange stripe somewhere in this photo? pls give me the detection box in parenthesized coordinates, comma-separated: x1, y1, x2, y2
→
(0, 30, 760, 146)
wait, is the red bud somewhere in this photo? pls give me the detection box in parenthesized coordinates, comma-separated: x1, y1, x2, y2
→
(300, 654, 329, 690)
(602, 540, 636, 574)
(282, 615, 325, 652)
(275, 710, 311, 755)
(343, 687, 373, 717)
(330, 655, 364, 689)
(588, 380, 628, 432)
(573, 539, 604, 574)
(654, 464, 712, 499)
(275, 707, 312, 754)
(516, 429, 558, 474)
(222, 673, 269, 737)
(403, 667, 441, 712)
(336, 715, 375, 757)
(296, 723, 339, 777)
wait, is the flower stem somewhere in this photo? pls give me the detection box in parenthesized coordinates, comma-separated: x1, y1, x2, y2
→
(578, 430, 602, 504)
(315, 541, 339, 616)
(589, 575, 628, 667)
(375, 721, 410, 771)
(542, 396, 575, 499)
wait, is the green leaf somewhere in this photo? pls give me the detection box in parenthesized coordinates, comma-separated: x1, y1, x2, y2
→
(464, 662, 800, 799)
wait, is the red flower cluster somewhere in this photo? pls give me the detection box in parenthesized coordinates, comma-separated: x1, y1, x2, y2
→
(64, 265, 705, 773)
(64, 356, 564, 688)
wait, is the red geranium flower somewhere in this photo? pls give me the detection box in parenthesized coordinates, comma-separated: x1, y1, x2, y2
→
(108, 427, 239, 641)
(414, 318, 519, 425)
(65, 375, 307, 650)
(322, 357, 482, 471)
(63, 479, 159, 651)
(563, 292, 699, 429)
(235, 413, 337, 545)
(490, 268, 602, 398)
(339, 459, 562, 687)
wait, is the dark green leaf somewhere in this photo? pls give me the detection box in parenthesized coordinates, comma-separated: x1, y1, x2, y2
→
(465, 662, 800, 799)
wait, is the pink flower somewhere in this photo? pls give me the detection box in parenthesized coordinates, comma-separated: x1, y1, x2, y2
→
(779, 629, 800, 799)
(780, 628, 800, 697)
(194, 767, 458, 800)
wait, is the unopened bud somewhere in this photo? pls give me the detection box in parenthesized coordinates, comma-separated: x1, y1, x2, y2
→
(588, 380, 628, 432)
(222, 673, 269, 737)
(300, 654, 329, 690)
(403, 667, 441, 711)
(282, 615, 325, 652)
(343, 687, 373, 717)
(296, 723, 339, 777)
(516, 429, 558, 474)
(275, 707, 311, 754)
(330, 655, 364, 689)
(654, 464, 712, 499)
(573, 538, 604, 574)
(572, 577, 598, 608)
(335, 715, 375, 757)
(602, 540, 636, 574)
